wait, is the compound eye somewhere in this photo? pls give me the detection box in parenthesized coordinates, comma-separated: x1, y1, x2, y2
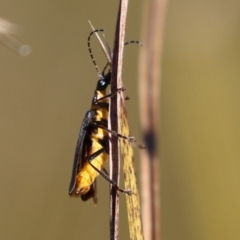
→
(97, 78, 108, 90)
(100, 79, 106, 87)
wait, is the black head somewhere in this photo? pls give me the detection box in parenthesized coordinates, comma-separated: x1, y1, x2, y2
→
(96, 71, 111, 91)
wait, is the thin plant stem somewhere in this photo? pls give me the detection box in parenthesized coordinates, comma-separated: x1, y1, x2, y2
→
(109, 0, 128, 239)
(138, 0, 169, 239)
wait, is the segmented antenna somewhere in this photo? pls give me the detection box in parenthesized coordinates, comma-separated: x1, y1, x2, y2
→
(124, 40, 143, 47)
(88, 28, 142, 77)
(100, 40, 142, 76)
(101, 62, 110, 76)
(87, 29, 105, 77)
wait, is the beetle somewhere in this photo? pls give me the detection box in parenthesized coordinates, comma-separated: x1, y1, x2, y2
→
(69, 29, 140, 203)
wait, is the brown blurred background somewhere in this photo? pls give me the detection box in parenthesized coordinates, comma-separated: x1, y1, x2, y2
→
(0, 1, 240, 240)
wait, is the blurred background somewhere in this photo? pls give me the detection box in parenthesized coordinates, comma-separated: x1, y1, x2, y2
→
(0, 0, 239, 239)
